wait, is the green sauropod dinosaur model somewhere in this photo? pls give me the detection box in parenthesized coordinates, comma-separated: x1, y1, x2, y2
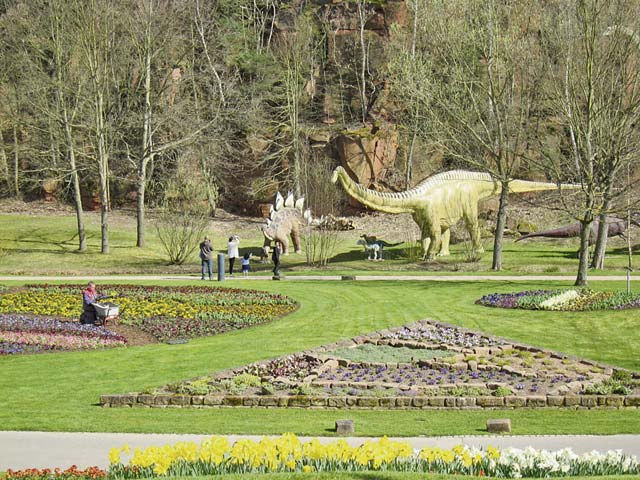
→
(331, 166, 578, 259)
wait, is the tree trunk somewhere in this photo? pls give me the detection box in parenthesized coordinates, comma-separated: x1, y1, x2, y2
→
(0, 129, 9, 180)
(136, 167, 147, 247)
(64, 118, 86, 252)
(96, 91, 109, 254)
(136, 0, 153, 248)
(12, 124, 19, 197)
(575, 219, 592, 286)
(591, 188, 612, 270)
(405, 130, 416, 189)
(357, 0, 367, 123)
(590, 212, 608, 269)
(491, 182, 509, 271)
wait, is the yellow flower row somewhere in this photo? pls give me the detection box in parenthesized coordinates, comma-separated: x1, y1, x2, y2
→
(0, 292, 294, 324)
(108, 433, 490, 476)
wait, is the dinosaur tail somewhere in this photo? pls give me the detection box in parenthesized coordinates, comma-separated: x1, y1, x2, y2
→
(508, 179, 581, 194)
(515, 224, 582, 241)
(379, 241, 403, 247)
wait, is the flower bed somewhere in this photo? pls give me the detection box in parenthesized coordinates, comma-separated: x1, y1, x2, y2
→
(103, 320, 639, 408)
(0, 314, 126, 355)
(106, 433, 640, 477)
(6, 466, 106, 480)
(0, 284, 297, 343)
(476, 289, 640, 311)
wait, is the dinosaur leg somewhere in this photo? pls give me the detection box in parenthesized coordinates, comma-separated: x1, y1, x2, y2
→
(280, 237, 290, 255)
(420, 237, 431, 260)
(425, 225, 441, 261)
(437, 228, 451, 256)
(290, 226, 302, 254)
(464, 211, 484, 253)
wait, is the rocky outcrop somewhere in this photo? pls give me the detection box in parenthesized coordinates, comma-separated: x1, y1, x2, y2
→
(335, 123, 398, 192)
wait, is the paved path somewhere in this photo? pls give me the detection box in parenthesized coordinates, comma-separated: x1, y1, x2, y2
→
(1, 431, 639, 470)
(0, 274, 638, 282)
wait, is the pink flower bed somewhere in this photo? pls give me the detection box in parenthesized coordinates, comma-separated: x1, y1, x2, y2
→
(0, 331, 126, 350)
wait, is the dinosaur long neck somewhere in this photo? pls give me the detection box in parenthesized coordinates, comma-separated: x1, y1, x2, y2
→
(336, 171, 414, 213)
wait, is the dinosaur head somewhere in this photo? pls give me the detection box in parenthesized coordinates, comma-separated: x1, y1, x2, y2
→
(331, 166, 344, 184)
(261, 224, 275, 240)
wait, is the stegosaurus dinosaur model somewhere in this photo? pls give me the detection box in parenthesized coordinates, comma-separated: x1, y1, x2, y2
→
(332, 166, 578, 259)
(261, 192, 312, 255)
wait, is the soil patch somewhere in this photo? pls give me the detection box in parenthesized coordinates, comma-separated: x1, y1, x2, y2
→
(109, 323, 158, 346)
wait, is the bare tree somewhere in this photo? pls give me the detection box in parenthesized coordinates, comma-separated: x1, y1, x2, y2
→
(124, 0, 214, 248)
(42, 0, 87, 251)
(386, 0, 432, 188)
(74, 0, 121, 254)
(428, 0, 551, 270)
(540, 0, 640, 285)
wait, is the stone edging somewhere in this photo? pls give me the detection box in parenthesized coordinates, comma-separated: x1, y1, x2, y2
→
(100, 393, 640, 409)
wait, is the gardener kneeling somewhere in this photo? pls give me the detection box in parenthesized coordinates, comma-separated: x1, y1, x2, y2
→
(80, 281, 100, 325)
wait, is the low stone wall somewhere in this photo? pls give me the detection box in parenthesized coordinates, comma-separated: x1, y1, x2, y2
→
(101, 393, 640, 409)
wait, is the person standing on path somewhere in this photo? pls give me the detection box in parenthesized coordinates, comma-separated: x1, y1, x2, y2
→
(271, 242, 281, 278)
(199, 236, 214, 280)
(227, 235, 240, 276)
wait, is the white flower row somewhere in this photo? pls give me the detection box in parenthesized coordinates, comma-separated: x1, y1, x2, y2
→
(540, 290, 580, 310)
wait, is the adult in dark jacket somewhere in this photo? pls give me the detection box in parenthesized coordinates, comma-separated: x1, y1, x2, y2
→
(199, 236, 214, 280)
(80, 282, 98, 325)
(272, 242, 281, 278)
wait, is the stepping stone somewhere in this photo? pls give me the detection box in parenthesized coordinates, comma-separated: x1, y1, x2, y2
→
(486, 418, 511, 433)
(335, 419, 355, 435)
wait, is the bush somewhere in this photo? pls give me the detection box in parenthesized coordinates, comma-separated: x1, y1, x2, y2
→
(155, 209, 210, 265)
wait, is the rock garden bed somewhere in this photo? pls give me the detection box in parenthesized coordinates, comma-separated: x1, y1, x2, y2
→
(101, 319, 640, 409)
(0, 284, 297, 353)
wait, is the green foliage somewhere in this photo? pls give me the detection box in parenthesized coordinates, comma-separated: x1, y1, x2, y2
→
(612, 370, 633, 383)
(293, 384, 318, 396)
(493, 386, 513, 397)
(584, 380, 631, 396)
(445, 386, 491, 397)
(330, 344, 454, 364)
(233, 373, 262, 388)
(175, 378, 211, 396)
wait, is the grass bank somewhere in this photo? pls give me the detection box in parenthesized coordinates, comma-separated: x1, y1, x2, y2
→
(1, 212, 639, 276)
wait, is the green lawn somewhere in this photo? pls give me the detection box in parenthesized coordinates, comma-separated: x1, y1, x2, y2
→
(1, 212, 639, 276)
(1, 210, 640, 436)
(1, 279, 639, 435)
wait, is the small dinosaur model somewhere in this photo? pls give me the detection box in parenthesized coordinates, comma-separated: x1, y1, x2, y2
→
(332, 166, 578, 259)
(515, 217, 628, 243)
(356, 238, 382, 260)
(261, 192, 312, 255)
